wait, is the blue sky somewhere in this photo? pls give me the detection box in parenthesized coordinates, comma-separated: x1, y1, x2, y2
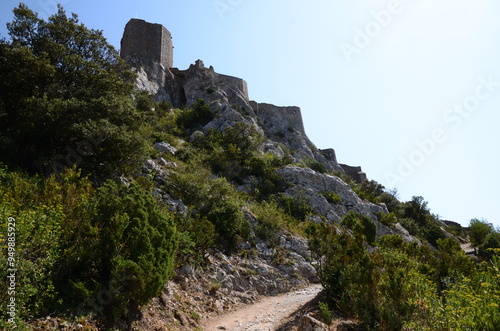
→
(1, 0, 499, 228)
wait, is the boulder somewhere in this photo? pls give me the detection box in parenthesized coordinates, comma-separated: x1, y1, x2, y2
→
(298, 314, 329, 331)
(153, 141, 177, 155)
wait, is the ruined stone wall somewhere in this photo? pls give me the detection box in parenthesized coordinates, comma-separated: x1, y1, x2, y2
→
(120, 19, 173, 68)
(340, 164, 367, 183)
(220, 74, 249, 101)
(255, 103, 306, 135)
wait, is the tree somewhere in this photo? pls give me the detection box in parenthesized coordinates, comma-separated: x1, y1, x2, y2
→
(57, 181, 177, 323)
(469, 218, 493, 247)
(478, 232, 500, 260)
(0, 4, 148, 181)
(402, 196, 431, 226)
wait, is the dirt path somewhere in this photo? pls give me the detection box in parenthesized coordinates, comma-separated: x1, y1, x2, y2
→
(202, 284, 322, 331)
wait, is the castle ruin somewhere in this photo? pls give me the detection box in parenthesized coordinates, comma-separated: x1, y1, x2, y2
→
(121, 19, 174, 69)
(119, 19, 368, 179)
(120, 18, 251, 103)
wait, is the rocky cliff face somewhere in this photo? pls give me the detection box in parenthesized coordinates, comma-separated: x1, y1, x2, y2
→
(129, 56, 344, 172)
(125, 46, 425, 235)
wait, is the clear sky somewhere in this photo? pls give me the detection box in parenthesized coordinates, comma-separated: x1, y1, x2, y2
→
(1, 0, 499, 228)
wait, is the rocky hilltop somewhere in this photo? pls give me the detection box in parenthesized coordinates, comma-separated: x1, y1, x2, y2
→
(118, 18, 424, 330)
(120, 18, 406, 227)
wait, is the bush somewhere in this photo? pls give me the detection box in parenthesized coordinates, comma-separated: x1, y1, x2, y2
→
(176, 99, 213, 132)
(378, 212, 397, 226)
(320, 191, 342, 204)
(176, 217, 217, 267)
(399, 218, 419, 236)
(277, 193, 313, 222)
(308, 216, 500, 330)
(0, 171, 66, 320)
(248, 154, 289, 199)
(252, 200, 295, 244)
(165, 164, 249, 251)
(378, 234, 404, 249)
(469, 218, 493, 247)
(401, 196, 432, 226)
(58, 181, 178, 323)
(307, 159, 327, 174)
(424, 223, 446, 247)
(341, 211, 377, 245)
(479, 232, 500, 260)
(318, 302, 333, 325)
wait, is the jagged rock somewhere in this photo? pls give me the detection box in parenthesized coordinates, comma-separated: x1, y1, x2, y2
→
(157, 157, 168, 165)
(258, 140, 286, 158)
(298, 314, 329, 331)
(279, 235, 312, 261)
(153, 141, 177, 155)
(336, 320, 358, 330)
(189, 130, 204, 143)
(143, 159, 162, 173)
(278, 165, 387, 222)
(205, 103, 248, 132)
(256, 242, 275, 258)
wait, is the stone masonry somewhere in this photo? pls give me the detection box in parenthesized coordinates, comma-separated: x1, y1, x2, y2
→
(120, 19, 173, 69)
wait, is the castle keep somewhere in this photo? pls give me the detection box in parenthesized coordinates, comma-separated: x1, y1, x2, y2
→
(121, 19, 173, 68)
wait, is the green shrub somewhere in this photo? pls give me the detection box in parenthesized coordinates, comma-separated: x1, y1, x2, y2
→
(469, 218, 493, 247)
(58, 180, 178, 323)
(0, 166, 96, 320)
(341, 211, 377, 245)
(176, 99, 213, 132)
(307, 160, 327, 174)
(252, 200, 296, 244)
(176, 217, 217, 267)
(479, 232, 500, 260)
(399, 218, 419, 236)
(424, 223, 446, 247)
(378, 212, 398, 226)
(277, 193, 313, 222)
(248, 154, 289, 199)
(320, 191, 342, 204)
(193, 122, 264, 183)
(378, 234, 404, 249)
(309, 216, 500, 330)
(165, 165, 249, 251)
(401, 196, 432, 226)
(318, 302, 333, 325)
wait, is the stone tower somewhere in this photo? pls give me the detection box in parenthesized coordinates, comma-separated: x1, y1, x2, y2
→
(120, 19, 173, 68)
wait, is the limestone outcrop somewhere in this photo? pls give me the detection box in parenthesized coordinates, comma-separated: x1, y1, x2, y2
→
(278, 165, 386, 222)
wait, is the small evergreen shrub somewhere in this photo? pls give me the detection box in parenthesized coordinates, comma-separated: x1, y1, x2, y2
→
(469, 218, 493, 247)
(176, 99, 214, 132)
(307, 160, 327, 174)
(378, 212, 398, 226)
(59, 180, 178, 322)
(341, 211, 377, 245)
(318, 302, 333, 325)
(277, 193, 313, 222)
(320, 191, 342, 204)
